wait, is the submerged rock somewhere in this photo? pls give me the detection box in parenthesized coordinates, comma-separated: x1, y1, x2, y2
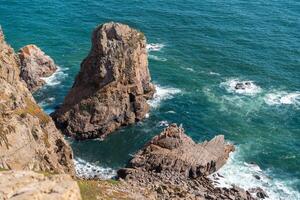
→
(18, 44, 57, 92)
(0, 170, 81, 200)
(0, 28, 74, 174)
(118, 124, 254, 199)
(234, 81, 252, 90)
(52, 22, 155, 139)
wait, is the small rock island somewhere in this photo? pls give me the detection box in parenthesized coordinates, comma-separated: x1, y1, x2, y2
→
(52, 22, 155, 139)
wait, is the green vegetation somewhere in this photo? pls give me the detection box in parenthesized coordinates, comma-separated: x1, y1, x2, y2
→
(15, 98, 50, 125)
(77, 179, 130, 200)
(0, 168, 8, 172)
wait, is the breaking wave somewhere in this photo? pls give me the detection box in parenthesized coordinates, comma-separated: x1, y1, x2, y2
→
(264, 91, 300, 107)
(74, 158, 116, 179)
(209, 150, 300, 200)
(148, 84, 181, 108)
(40, 66, 68, 86)
(146, 43, 165, 52)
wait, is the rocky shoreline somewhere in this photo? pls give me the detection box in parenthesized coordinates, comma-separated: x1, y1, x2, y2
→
(0, 23, 265, 199)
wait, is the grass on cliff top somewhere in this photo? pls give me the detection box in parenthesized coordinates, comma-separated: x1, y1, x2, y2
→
(77, 179, 132, 200)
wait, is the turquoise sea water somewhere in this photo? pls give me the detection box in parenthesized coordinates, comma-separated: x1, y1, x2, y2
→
(1, 1, 299, 199)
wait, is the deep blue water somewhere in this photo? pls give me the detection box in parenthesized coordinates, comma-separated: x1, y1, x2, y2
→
(1, 1, 299, 199)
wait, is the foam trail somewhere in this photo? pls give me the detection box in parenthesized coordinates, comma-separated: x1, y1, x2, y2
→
(220, 78, 262, 96)
(146, 43, 165, 52)
(209, 71, 220, 76)
(148, 84, 181, 108)
(40, 66, 68, 86)
(148, 54, 167, 62)
(74, 158, 116, 179)
(264, 91, 300, 106)
(209, 150, 300, 200)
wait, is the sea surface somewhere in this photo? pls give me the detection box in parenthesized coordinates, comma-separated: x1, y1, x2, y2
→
(1, 0, 299, 199)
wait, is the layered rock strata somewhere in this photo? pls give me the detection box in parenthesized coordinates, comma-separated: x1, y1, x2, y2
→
(118, 124, 254, 200)
(52, 22, 155, 139)
(18, 44, 57, 92)
(0, 27, 74, 174)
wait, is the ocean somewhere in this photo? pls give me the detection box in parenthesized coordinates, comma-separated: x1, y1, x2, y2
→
(1, 0, 299, 199)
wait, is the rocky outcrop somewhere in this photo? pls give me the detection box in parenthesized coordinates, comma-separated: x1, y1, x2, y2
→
(18, 44, 57, 92)
(0, 27, 74, 174)
(52, 22, 155, 139)
(118, 124, 254, 199)
(0, 170, 81, 200)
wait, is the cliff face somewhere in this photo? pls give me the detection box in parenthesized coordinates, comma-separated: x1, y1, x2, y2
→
(0, 170, 81, 200)
(18, 44, 57, 92)
(118, 124, 254, 200)
(0, 27, 74, 174)
(52, 22, 155, 139)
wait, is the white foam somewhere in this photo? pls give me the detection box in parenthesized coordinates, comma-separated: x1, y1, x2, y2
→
(157, 120, 169, 127)
(148, 54, 167, 62)
(146, 43, 165, 52)
(185, 67, 195, 72)
(264, 91, 300, 106)
(209, 71, 220, 76)
(148, 84, 181, 108)
(38, 97, 55, 107)
(220, 79, 262, 96)
(74, 158, 116, 180)
(209, 150, 300, 200)
(40, 66, 68, 86)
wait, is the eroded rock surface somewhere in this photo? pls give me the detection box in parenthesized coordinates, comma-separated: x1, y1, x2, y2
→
(52, 22, 155, 139)
(0, 170, 81, 200)
(118, 124, 254, 200)
(0, 27, 74, 174)
(19, 44, 57, 92)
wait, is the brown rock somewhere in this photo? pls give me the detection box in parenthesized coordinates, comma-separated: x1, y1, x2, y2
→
(117, 124, 254, 200)
(0, 28, 74, 174)
(0, 170, 81, 200)
(52, 22, 155, 140)
(18, 44, 57, 92)
(126, 124, 235, 178)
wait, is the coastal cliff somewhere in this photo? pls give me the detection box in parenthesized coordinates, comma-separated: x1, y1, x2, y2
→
(0, 24, 261, 200)
(52, 22, 155, 139)
(0, 27, 74, 174)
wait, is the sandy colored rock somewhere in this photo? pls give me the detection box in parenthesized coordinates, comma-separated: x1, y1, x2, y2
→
(0, 170, 81, 200)
(118, 124, 254, 200)
(0, 28, 74, 174)
(52, 22, 155, 139)
(18, 44, 57, 92)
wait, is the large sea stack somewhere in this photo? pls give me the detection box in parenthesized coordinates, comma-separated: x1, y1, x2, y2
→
(0, 27, 74, 174)
(52, 22, 155, 139)
(118, 124, 254, 199)
(18, 44, 58, 92)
